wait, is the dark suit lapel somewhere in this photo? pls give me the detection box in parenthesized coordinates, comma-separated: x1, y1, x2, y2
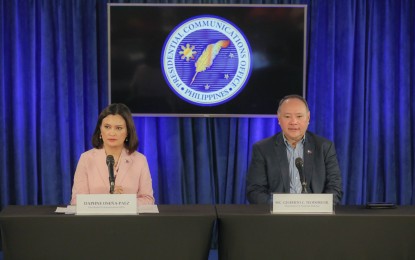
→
(303, 132, 315, 191)
(275, 134, 290, 193)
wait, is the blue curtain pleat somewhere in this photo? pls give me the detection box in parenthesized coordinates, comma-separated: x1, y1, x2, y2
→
(1, 0, 415, 209)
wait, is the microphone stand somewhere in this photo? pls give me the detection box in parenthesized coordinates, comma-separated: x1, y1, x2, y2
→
(106, 155, 115, 194)
(301, 181, 308, 194)
(295, 157, 307, 194)
(109, 176, 115, 194)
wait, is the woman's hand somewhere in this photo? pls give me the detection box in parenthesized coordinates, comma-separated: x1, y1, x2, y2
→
(114, 185, 123, 194)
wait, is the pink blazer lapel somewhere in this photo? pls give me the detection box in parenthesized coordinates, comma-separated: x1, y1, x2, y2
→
(114, 149, 133, 185)
(94, 148, 112, 188)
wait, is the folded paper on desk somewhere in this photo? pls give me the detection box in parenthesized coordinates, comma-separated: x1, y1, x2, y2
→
(138, 204, 159, 213)
(55, 206, 76, 214)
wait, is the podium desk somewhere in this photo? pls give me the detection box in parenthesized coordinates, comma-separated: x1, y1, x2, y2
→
(0, 205, 216, 260)
(217, 204, 415, 260)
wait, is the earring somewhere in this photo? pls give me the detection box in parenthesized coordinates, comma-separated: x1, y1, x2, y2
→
(125, 137, 129, 143)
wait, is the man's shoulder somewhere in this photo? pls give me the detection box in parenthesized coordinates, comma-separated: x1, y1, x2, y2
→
(306, 131, 334, 146)
(254, 133, 282, 147)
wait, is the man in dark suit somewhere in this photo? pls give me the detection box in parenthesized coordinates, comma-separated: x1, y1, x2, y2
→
(246, 95, 343, 204)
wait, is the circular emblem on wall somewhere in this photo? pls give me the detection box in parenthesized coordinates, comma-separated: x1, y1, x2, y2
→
(161, 15, 252, 106)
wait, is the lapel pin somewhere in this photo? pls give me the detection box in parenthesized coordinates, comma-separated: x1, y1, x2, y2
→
(307, 150, 312, 154)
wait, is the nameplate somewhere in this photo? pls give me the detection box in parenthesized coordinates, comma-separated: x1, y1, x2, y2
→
(272, 193, 334, 214)
(76, 194, 137, 215)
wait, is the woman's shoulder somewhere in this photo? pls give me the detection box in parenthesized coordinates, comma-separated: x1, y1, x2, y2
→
(128, 150, 146, 159)
(79, 148, 103, 159)
(125, 150, 148, 164)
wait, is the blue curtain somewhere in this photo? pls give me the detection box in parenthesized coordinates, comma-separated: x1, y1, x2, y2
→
(306, 0, 415, 204)
(1, 0, 414, 209)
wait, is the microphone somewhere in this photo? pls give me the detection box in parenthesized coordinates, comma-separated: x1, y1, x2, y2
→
(295, 157, 307, 193)
(106, 155, 115, 194)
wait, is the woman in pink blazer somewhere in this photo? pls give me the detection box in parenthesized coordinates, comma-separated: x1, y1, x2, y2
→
(70, 103, 154, 205)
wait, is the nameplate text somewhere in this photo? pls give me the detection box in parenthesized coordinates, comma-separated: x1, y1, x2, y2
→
(272, 193, 334, 214)
(76, 194, 137, 215)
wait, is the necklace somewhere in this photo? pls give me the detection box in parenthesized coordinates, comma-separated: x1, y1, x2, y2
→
(114, 153, 121, 173)
(105, 149, 122, 174)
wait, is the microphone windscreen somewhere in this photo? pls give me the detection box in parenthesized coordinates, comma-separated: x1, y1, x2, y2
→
(106, 155, 115, 166)
(295, 157, 303, 168)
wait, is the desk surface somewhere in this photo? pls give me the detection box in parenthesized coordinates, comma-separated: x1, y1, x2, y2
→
(216, 204, 415, 215)
(0, 205, 216, 260)
(3, 204, 415, 260)
(0, 204, 216, 216)
(217, 205, 415, 260)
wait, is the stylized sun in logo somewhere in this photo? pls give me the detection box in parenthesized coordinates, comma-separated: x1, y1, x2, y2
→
(179, 43, 197, 62)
